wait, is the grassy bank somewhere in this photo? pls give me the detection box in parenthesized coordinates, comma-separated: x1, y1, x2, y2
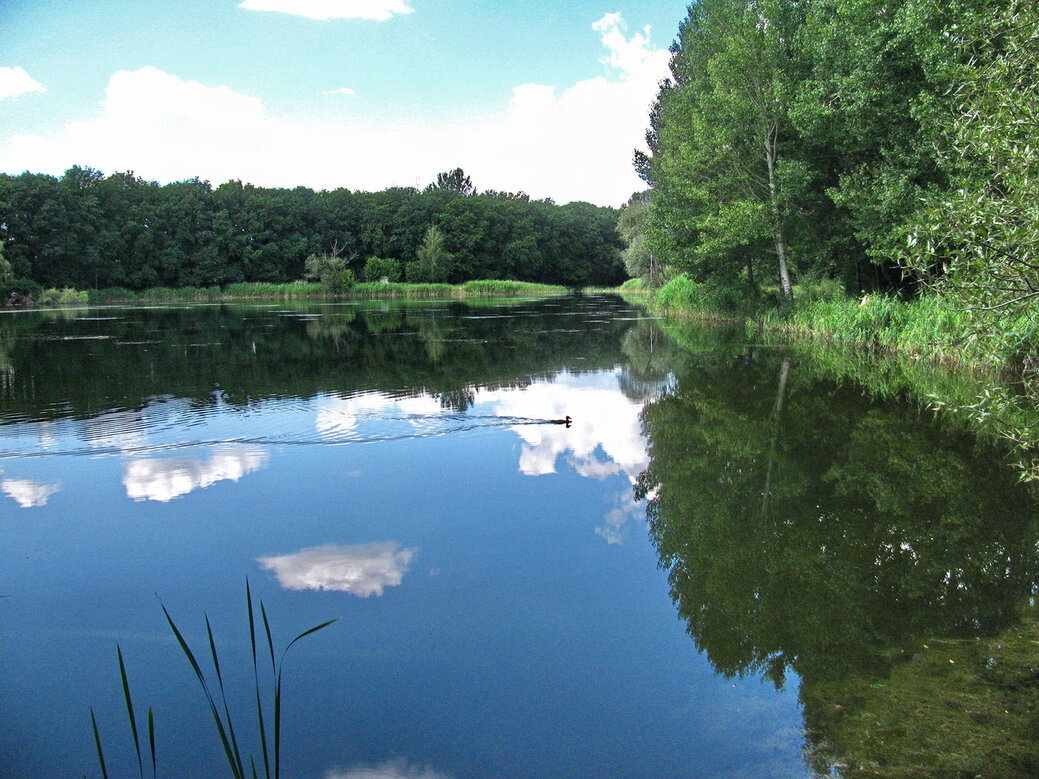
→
(642, 274, 1039, 481)
(13, 280, 570, 307)
(646, 274, 1039, 373)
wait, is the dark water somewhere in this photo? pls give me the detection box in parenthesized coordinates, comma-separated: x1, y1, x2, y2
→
(0, 296, 1036, 777)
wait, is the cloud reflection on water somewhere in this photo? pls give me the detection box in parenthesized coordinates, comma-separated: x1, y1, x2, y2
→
(475, 373, 652, 543)
(325, 758, 451, 779)
(123, 446, 269, 502)
(1, 478, 60, 507)
(316, 393, 444, 438)
(258, 541, 417, 596)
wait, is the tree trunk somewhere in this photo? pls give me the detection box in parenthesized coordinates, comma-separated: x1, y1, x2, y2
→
(764, 130, 793, 301)
(745, 255, 758, 297)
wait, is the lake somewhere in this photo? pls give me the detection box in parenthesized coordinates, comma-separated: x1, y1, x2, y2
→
(1, 295, 1037, 777)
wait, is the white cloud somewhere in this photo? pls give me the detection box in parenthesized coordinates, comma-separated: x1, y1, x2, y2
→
(123, 446, 269, 502)
(322, 87, 357, 96)
(2, 478, 60, 508)
(239, 0, 413, 21)
(259, 541, 416, 596)
(0, 14, 667, 206)
(593, 13, 657, 75)
(0, 66, 46, 100)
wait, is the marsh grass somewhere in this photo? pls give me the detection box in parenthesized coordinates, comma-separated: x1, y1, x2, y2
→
(222, 282, 328, 298)
(90, 582, 336, 778)
(348, 281, 457, 297)
(78, 279, 566, 305)
(460, 280, 566, 296)
(646, 275, 1039, 371)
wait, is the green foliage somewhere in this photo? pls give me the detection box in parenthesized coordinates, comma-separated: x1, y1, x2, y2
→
(3, 277, 42, 300)
(641, 0, 1034, 309)
(653, 274, 758, 317)
(303, 252, 355, 293)
(461, 280, 566, 296)
(619, 277, 649, 291)
(0, 240, 12, 285)
(644, 0, 804, 299)
(0, 169, 625, 291)
(617, 192, 665, 287)
(898, 0, 1039, 366)
(349, 281, 456, 297)
(425, 168, 475, 196)
(38, 287, 89, 306)
(362, 256, 402, 283)
(414, 224, 452, 283)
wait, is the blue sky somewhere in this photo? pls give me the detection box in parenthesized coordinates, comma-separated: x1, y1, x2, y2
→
(0, 0, 687, 205)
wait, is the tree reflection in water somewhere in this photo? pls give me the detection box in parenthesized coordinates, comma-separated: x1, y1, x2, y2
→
(637, 343, 1039, 775)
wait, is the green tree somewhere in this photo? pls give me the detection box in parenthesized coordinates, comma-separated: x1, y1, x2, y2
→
(0, 240, 12, 286)
(645, 0, 806, 300)
(414, 224, 452, 282)
(617, 192, 663, 287)
(426, 168, 475, 196)
(304, 241, 356, 292)
(899, 0, 1039, 342)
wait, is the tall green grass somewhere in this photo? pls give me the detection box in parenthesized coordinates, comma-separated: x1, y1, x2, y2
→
(80, 279, 567, 304)
(653, 274, 763, 318)
(222, 282, 329, 298)
(348, 281, 457, 297)
(460, 280, 566, 296)
(647, 275, 1033, 370)
(90, 582, 336, 778)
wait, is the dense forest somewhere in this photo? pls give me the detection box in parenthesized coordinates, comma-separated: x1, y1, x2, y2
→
(630, 0, 1038, 326)
(0, 167, 626, 292)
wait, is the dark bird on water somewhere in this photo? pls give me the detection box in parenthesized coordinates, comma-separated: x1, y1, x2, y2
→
(550, 416, 573, 428)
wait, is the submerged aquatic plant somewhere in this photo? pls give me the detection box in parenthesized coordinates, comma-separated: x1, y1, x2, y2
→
(90, 581, 336, 778)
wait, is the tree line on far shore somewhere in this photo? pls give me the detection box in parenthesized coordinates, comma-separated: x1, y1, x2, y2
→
(0, 167, 626, 294)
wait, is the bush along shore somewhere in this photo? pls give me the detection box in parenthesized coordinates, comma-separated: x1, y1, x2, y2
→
(1, 279, 569, 308)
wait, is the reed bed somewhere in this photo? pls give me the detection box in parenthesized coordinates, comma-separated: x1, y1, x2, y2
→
(459, 280, 566, 296)
(71, 279, 566, 306)
(348, 281, 457, 297)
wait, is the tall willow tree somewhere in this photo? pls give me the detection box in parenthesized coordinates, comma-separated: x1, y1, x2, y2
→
(644, 0, 807, 300)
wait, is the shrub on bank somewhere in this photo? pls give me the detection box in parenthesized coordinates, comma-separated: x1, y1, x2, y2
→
(654, 274, 758, 316)
(39, 287, 89, 306)
(363, 257, 403, 283)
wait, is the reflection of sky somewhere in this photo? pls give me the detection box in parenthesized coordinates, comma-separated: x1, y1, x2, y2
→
(475, 371, 652, 544)
(310, 373, 658, 543)
(1, 478, 60, 508)
(123, 446, 269, 502)
(316, 392, 444, 437)
(476, 373, 649, 480)
(325, 759, 451, 779)
(258, 541, 417, 596)
(84, 409, 149, 451)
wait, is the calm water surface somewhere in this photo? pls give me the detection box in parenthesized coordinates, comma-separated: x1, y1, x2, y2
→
(0, 296, 1036, 776)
